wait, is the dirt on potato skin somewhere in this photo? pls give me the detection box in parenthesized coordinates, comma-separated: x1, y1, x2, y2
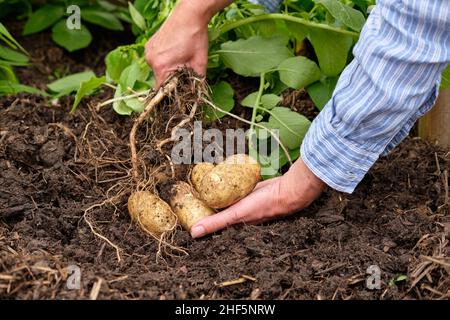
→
(1, 22, 449, 301)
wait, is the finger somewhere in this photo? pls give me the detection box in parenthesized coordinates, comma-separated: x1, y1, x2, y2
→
(190, 59, 207, 78)
(190, 187, 273, 238)
(155, 68, 174, 89)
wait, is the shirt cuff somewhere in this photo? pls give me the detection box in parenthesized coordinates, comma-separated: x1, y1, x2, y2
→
(300, 111, 380, 193)
(381, 83, 439, 156)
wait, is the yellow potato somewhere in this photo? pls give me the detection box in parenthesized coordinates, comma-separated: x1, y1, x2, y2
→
(190, 162, 214, 187)
(128, 191, 177, 236)
(223, 154, 261, 180)
(191, 154, 261, 209)
(168, 182, 215, 230)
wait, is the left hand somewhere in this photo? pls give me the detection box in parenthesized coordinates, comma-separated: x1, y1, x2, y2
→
(190, 158, 326, 238)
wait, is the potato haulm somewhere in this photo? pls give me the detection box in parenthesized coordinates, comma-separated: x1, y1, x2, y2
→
(191, 154, 261, 209)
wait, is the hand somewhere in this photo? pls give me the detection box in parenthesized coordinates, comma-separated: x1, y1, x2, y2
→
(190, 158, 326, 238)
(144, 1, 210, 87)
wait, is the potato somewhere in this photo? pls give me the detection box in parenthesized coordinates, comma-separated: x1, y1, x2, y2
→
(191, 154, 261, 209)
(223, 154, 260, 179)
(168, 182, 215, 230)
(190, 162, 214, 187)
(128, 191, 177, 236)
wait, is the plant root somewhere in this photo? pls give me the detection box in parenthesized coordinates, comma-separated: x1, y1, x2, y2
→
(130, 76, 179, 184)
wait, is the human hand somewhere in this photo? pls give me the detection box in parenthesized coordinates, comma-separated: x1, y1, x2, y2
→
(144, 1, 211, 87)
(190, 158, 326, 238)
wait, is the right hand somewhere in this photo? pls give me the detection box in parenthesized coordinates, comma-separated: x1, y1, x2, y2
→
(144, 1, 210, 87)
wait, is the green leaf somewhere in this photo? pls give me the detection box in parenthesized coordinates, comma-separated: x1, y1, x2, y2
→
(98, 0, 119, 11)
(219, 36, 293, 76)
(128, 2, 146, 31)
(441, 65, 450, 89)
(268, 107, 311, 149)
(396, 275, 407, 282)
(119, 61, 150, 90)
(309, 28, 353, 76)
(261, 94, 282, 109)
(82, 8, 124, 31)
(72, 75, 106, 112)
(0, 64, 17, 82)
(0, 80, 48, 96)
(105, 48, 134, 83)
(389, 274, 407, 286)
(257, 147, 300, 179)
(23, 4, 65, 35)
(0, 45, 29, 65)
(285, 21, 308, 42)
(315, 0, 366, 32)
(235, 20, 277, 39)
(124, 97, 145, 113)
(307, 77, 338, 110)
(113, 84, 133, 115)
(241, 92, 258, 108)
(277, 56, 322, 89)
(242, 92, 281, 110)
(204, 81, 234, 122)
(47, 71, 95, 94)
(0, 22, 27, 53)
(254, 121, 279, 139)
(51, 21, 92, 52)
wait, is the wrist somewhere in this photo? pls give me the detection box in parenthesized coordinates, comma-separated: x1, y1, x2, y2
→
(177, 0, 229, 24)
(176, 0, 222, 25)
(278, 158, 326, 211)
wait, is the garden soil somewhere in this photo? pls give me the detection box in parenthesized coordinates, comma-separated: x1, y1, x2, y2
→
(0, 22, 449, 300)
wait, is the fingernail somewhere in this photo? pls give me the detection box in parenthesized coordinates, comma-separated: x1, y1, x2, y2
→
(191, 225, 205, 238)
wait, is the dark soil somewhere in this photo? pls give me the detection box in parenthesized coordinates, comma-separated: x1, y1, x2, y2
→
(0, 23, 449, 300)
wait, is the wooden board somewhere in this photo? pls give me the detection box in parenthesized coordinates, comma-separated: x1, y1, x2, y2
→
(419, 89, 450, 149)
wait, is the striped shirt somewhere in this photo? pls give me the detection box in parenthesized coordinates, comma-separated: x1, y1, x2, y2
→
(256, 0, 450, 193)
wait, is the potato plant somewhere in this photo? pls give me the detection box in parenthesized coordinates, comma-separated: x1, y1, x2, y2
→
(50, 0, 449, 177)
(60, 0, 367, 176)
(0, 22, 47, 95)
(21, 0, 130, 52)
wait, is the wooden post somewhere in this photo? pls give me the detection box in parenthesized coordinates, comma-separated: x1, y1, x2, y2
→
(419, 89, 450, 149)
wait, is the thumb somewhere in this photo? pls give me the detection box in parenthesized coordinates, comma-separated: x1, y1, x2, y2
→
(190, 185, 275, 238)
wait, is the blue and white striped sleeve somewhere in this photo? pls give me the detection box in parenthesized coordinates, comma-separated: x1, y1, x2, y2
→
(301, 0, 450, 193)
(248, 0, 281, 12)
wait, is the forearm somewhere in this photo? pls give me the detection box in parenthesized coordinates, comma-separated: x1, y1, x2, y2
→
(301, 0, 450, 193)
(176, 0, 234, 23)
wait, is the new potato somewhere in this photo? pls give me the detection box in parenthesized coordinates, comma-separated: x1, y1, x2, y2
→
(128, 191, 177, 236)
(191, 154, 261, 209)
(168, 181, 215, 230)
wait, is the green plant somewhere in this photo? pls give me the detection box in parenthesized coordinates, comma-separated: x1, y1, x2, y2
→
(389, 274, 407, 286)
(70, 0, 371, 177)
(203, 0, 366, 176)
(22, 0, 130, 52)
(0, 22, 46, 95)
(441, 65, 450, 90)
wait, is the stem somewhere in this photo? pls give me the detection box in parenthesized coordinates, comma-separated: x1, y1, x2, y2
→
(201, 97, 292, 165)
(207, 53, 220, 60)
(250, 72, 266, 134)
(309, 5, 319, 19)
(209, 13, 360, 41)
